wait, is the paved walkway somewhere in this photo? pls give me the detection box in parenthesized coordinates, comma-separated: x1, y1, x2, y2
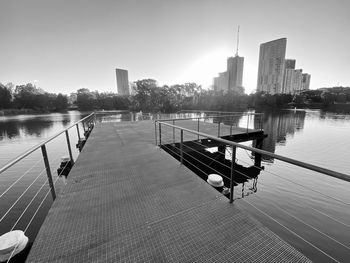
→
(27, 121, 310, 262)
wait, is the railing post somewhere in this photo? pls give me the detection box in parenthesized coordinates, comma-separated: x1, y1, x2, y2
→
(65, 130, 74, 165)
(82, 122, 86, 133)
(180, 129, 183, 165)
(230, 125, 232, 136)
(229, 146, 236, 203)
(197, 118, 200, 141)
(173, 120, 175, 143)
(218, 121, 221, 137)
(155, 121, 158, 146)
(76, 124, 81, 140)
(41, 145, 56, 200)
(247, 114, 249, 132)
(159, 123, 162, 147)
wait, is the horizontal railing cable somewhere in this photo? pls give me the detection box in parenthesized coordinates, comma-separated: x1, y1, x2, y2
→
(0, 158, 41, 199)
(234, 155, 350, 207)
(164, 137, 350, 249)
(0, 113, 94, 175)
(10, 178, 48, 231)
(310, 207, 350, 229)
(6, 175, 61, 263)
(160, 143, 239, 184)
(0, 167, 46, 223)
(162, 134, 230, 179)
(160, 131, 231, 168)
(10, 161, 70, 231)
(242, 198, 340, 263)
(270, 202, 350, 251)
(158, 121, 350, 183)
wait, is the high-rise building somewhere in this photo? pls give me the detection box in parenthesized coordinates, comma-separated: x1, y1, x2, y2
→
(227, 55, 244, 93)
(257, 38, 287, 94)
(213, 72, 228, 92)
(302, 74, 311, 91)
(283, 69, 303, 94)
(285, 59, 296, 70)
(115, 68, 130, 95)
(213, 26, 244, 94)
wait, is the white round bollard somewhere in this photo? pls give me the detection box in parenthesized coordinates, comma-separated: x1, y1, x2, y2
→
(0, 230, 28, 262)
(207, 174, 224, 188)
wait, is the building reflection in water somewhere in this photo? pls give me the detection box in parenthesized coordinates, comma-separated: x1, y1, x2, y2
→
(254, 110, 306, 162)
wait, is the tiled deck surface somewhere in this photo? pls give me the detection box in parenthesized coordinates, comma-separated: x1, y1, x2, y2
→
(27, 121, 310, 262)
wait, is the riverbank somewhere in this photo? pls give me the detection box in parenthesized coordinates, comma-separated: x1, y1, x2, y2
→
(0, 108, 63, 116)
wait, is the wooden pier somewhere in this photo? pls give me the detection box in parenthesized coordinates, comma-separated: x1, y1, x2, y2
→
(27, 121, 310, 262)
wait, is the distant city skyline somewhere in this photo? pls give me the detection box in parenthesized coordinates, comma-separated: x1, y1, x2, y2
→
(1, 0, 349, 94)
(257, 38, 310, 94)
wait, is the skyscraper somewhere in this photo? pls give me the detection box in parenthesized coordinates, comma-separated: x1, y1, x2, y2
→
(227, 55, 244, 93)
(302, 73, 311, 91)
(115, 68, 130, 95)
(213, 26, 244, 94)
(285, 59, 296, 70)
(257, 38, 287, 94)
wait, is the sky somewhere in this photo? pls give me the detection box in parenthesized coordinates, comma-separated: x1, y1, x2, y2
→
(1, 0, 350, 94)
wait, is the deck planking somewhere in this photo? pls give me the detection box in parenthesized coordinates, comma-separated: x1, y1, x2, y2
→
(27, 120, 310, 262)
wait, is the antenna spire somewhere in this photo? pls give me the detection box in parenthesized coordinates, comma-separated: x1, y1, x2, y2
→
(235, 25, 240, 56)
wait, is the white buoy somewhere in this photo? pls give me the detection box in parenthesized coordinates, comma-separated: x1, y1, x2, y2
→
(0, 230, 28, 262)
(207, 174, 224, 187)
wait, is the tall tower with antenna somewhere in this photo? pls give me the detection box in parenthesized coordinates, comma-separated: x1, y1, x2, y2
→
(227, 25, 244, 93)
(235, 25, 240, 56)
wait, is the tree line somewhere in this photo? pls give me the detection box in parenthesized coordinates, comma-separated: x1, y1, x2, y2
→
(1, 80, 350, 113)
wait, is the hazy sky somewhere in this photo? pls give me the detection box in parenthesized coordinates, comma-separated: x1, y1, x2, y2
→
(1, 0, 349, 94)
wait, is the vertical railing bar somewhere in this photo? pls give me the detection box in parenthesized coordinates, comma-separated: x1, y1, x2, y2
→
(197, 118, 200, 141)
(218, 121, 221, 137)
(65, 130, 74, 165)
(173, 120, 175, 143)
(246, 114, 249, 133)
(76, 124, 81, 141)
(230, 146, 236, 203)
(159, 123, 162, 147)
(41, 145, 56, 200)
(180, 129, 183, 165)
(155, 121, 158, 146)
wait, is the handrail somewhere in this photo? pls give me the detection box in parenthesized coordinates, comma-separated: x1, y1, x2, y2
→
(0, 112, 95, 175)
(156, 113, 262, 123)
(176, 110, 264, 115)
(157, 121, 350, 183)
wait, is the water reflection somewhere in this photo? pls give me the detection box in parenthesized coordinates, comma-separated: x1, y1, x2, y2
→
(0, 111, 85, 141)
(255, 110, 306, 162)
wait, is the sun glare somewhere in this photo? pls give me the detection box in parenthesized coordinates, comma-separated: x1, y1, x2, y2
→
(180, 48, 231, 89)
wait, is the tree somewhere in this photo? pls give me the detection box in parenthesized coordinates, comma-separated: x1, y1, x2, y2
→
(0, 83, 12, 109)
(53, 94, 68, 111)
(76, 89, 96, 110)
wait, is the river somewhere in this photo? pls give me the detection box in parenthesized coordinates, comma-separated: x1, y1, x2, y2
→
(0, 110, 349, 262)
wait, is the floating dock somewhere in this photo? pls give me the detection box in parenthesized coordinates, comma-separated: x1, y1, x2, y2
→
(27, 121, 310, 262)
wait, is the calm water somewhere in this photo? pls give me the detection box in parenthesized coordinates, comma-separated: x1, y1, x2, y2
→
(0, 110, 349, 262)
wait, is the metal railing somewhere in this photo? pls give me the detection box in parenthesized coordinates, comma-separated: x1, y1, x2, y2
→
(154, 112, 264, 147)
(156, 120, 350, 188)
(155, 118, 350, 262)
(0, 112, 96, 262)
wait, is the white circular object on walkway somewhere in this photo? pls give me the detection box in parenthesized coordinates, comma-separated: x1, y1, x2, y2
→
(207, 174, 224, 187)
(61, 156, 70, 162)
(0, 230, 28, 262)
